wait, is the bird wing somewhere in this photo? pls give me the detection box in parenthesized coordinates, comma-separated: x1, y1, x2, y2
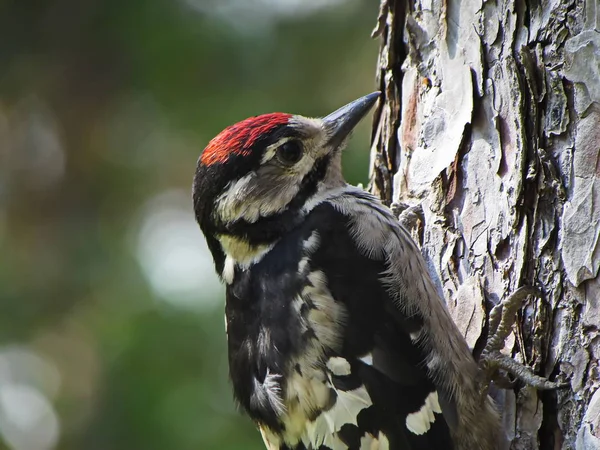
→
(301, 197, 456, 450)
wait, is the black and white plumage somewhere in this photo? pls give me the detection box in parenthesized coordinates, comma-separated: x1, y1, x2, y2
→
(193, 93, 501, 450)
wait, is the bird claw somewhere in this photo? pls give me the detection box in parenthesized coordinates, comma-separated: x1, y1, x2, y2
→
(478, 286, 567, 400)
(391, 202, 423, 233)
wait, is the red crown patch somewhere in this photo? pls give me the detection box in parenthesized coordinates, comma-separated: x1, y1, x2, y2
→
(201, 113, 292, 166)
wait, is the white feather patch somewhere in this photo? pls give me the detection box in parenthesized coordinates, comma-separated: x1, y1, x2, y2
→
(377, 431, 390, 450)
(297, 257, 310, 276)
(304, 416, 330, 448)
(292, 295, 305, 314)
(218, 234, 273, 265)
(286, 369, 330, 417)
(215, 172, 292, 224)
(409, 330, 421, 341)
(360, 431, 390, 450)
(303, 230, 320, 252)
(251, 369, 285, 416)
(360, 433, 376, 449)
(405, 391, 442, 435)
(326, 357, 352, 376)
(360, 353, 373, 366)
(322, 432, 347, 450)
(259, 425, 281, 450)
(222, 256, 235, 284)
(324, 384, 372, 432)
(257, 327, 272, 357)
(303, 270, 346, 351)
(302, 382, 372, 449)
(264, 370, 285, 414)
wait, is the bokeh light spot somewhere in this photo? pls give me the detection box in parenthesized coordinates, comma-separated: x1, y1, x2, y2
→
(135, 190, 222, 310)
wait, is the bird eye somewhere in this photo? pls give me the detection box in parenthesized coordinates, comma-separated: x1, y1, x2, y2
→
(276, 140, 303, 165)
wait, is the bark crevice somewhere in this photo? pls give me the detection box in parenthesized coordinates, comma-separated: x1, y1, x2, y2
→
(370, 0, 600, 447)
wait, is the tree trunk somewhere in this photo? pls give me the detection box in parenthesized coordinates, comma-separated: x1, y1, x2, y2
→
(369, 0, 600, 448)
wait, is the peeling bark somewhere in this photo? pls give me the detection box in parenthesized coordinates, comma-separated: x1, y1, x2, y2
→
(370, 0, 600, 448)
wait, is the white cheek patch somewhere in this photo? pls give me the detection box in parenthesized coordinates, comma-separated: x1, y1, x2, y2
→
(216, 172, 290, 224)
(214, 156, 317, 226)
(294, 153, 317, 176)
(405, 391, 442, 435)
(215, 173, 256, 223)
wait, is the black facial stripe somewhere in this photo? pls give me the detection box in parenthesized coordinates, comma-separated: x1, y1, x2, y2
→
(220, 155, 332, 245)
(289, 154, 330, 209)
(224, 208, 304, 245)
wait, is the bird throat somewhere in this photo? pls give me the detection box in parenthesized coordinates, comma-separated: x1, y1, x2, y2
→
(217, 234, 274, 266)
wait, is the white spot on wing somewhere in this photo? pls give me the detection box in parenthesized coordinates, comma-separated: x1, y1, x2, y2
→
(292, 295, 304, 314)
(405, 391, 442, 435)
(360, 433, 376, 449)
(409, 330, 421, 341)
(323, 384, 372, 432)
(318, 185, 477, 434)
(303, 230, 320, 252)
(359, 431, 389, 450)
(360, 353, 373, 366)
(322, 433, 347, 450)
(298, 257, 309, 276)
(300, 375, 372, 449)
(326, 357, 351, 376)
(277, 258, 352, 447)
(378, 431, 390, 450)
(259, 425, 281, 450)
(303, 270, 346, 351)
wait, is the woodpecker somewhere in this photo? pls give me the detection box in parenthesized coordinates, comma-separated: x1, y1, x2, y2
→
(193, 93, 501, 450)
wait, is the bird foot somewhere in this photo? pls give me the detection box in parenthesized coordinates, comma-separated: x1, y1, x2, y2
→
(390, 202, 423, 233)
(478, 286, 567, 399)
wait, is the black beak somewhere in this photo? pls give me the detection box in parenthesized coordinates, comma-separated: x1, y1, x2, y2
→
(323, 92, 380, 149)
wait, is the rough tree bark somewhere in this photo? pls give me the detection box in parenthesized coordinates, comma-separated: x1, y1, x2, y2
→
(369, 0, 600, 448)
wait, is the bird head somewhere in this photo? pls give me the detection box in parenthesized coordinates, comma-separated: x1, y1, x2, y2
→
(193, 92, 380, 273)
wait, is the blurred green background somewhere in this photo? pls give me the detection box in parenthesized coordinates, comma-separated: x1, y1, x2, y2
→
(0, 1, 379, 449)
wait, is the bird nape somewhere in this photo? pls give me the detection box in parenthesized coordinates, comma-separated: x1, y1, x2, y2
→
(192, 93, 503, 450)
